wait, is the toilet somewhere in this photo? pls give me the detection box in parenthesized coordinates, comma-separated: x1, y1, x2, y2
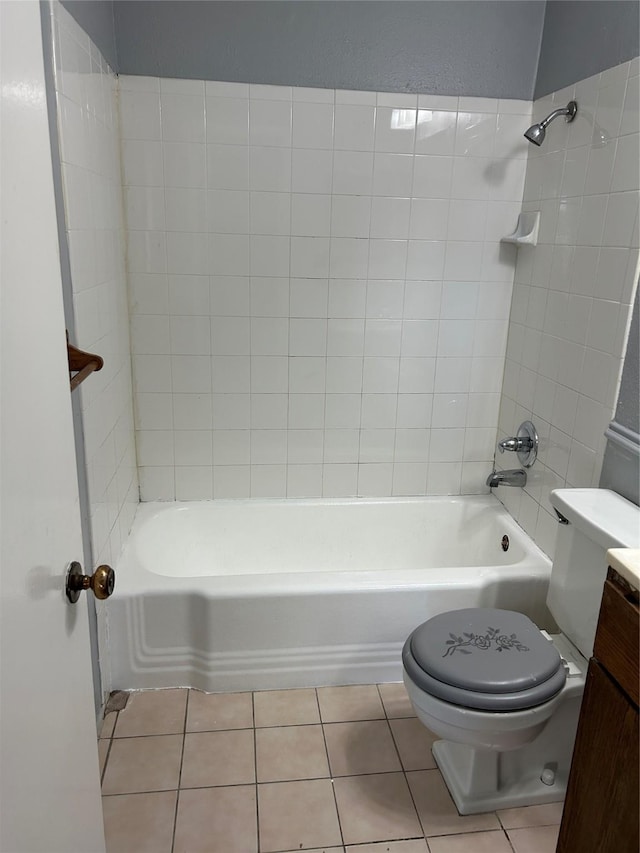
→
(403, 488, 640, 815)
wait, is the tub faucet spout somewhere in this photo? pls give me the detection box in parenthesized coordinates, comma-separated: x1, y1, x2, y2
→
(486, 469, 527, 488)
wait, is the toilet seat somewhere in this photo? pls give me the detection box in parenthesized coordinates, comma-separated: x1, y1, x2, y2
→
(403, 608, 567, 712)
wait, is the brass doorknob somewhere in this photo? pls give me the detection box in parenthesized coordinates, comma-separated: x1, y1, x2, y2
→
(66, 562, 115, 603)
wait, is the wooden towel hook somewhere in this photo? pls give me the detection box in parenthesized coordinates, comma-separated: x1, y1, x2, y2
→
(67, 331, 103, 392)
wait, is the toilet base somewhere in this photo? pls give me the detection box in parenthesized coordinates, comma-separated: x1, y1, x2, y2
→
(433, 739, 567, 815)
(403, 632, 586, 814)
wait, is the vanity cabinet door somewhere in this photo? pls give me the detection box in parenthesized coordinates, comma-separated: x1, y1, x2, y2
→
(594, 578, 639, 706)
(556, 659, 639, 853)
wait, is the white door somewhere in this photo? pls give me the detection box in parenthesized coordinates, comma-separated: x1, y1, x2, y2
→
(0, 2, 105, 850)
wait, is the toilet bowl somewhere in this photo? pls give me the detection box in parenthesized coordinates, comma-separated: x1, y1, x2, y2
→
(402, 488, 640, 815)
(403, 609, 586, 813)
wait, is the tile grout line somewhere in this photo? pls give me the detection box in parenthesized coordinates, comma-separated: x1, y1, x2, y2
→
(118, 765, 441, 794)
(320, 93, 337, 499)
(112, 725, 255, 738)
(502, 824, 518, 853)
(100, 739, 112, 788)
(315, 687, 347, 851)
(99, 709, 117, 786)
(252, 690, 261, 853)
(376, 683, 428, 845)
(284, 95, 292, 499)
(169, 689, 190, 853)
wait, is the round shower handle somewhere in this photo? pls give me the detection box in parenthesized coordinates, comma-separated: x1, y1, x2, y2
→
(66, 561, 115, 603)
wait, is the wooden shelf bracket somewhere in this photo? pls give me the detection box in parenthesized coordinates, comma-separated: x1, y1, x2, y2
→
(67, 332, 104, 392)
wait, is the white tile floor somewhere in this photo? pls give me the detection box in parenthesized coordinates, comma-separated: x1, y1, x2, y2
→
(99, 684, 563, 853)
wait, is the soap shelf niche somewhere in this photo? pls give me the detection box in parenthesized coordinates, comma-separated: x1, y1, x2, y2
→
(501, 211, 540, 247)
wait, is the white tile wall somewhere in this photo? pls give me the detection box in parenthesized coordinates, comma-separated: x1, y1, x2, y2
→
(119, 75, 530, 499)
(51, 7, 138, 575)
(496, 58, 639, 557)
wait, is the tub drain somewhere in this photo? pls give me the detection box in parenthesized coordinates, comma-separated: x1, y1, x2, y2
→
(501, 535, 509, 552)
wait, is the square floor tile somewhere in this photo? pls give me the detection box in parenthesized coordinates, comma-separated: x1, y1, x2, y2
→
(114, 689, 187, 737)
(507, 825, 560, 853)
(324, 720, 401, 776)
(346, 843, 427, 853)
(103, 791, 176, 853)
(406, 769, 500, 836)
(377, 682, 416, 718)
(254, 688, 320, 726)
(174, 785, 257, 853)
(258, 779, 342, 852)
(100, 712, 117, 738)
(389, 718, 437, 770)
(102, 734, 183, 794)
(256, 724, 329, 782)
(317, 685, 385, 722)
(181, 730, 255, 787)
(333, 772, 423, 845)
(186, 690, 253, 731)
(497, 802, 564, 829)
(427, 829, 513, 853)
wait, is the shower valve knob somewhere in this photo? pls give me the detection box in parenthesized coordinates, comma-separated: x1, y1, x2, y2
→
(498, 436, 533, 453)
(66, 561, 115, 603)
(497, 421, 538, 468)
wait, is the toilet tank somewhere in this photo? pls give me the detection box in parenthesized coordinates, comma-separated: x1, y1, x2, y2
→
(548, 489, 640, 660)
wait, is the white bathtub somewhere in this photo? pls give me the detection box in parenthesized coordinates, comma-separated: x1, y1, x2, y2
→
(108, 496, 553, 692)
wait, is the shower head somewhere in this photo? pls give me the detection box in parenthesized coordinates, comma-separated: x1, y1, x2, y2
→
(524, 100, 577, 146)
(524, 123, 546, 146)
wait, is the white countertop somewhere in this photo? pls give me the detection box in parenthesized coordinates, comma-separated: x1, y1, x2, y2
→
(607, 548, 640, 591)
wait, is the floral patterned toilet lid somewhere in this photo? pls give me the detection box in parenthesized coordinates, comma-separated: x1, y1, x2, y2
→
(403, 608, 567, 712)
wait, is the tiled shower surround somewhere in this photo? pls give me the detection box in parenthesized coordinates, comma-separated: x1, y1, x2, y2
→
(51, 6, 138, 570)
(120, 76, 532, 500)
(494, 57, 639, 558)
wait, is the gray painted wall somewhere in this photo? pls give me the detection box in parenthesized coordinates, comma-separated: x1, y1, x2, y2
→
(615, 288, 640, 436)
(59, 0, 117, 70)
(599, 287, 639, 506)
(113, 1, 545, 99)
(57, 1, 640, 103)
(535, 1, 640, 98)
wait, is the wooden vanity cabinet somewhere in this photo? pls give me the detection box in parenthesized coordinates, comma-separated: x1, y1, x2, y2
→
(556, 569, 639, 853)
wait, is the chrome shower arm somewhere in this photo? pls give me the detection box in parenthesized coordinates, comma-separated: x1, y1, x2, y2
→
(540, 102, 577, 129)
(524, 100, 577, 146)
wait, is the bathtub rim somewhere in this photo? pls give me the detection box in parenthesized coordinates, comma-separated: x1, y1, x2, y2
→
(112, 494, 553, 598)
